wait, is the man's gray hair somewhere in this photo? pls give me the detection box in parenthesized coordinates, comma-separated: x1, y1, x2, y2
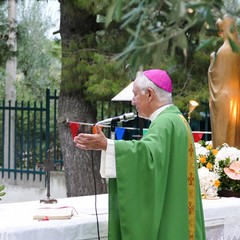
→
(135, 71, 172, 103)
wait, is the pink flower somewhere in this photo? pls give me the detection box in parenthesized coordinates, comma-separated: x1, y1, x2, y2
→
(224, 161, 240, 180)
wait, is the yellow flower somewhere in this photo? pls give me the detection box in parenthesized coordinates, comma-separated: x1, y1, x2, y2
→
(206, 162, 213, 170)
(199, 156, 207, 164)
(212, 149, 218, 156)
(206, 145, 212, 150)
(214, 179, 220, 188)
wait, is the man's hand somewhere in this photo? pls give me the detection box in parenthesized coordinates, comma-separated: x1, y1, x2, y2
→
(73, 124, 107, 151)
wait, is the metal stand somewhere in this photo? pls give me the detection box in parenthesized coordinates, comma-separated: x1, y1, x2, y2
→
(132, 115, 143, 140)
(39, 150, 57, 204)
(110, 122, 116, 140)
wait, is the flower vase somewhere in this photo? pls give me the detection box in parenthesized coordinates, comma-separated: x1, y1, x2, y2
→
(218, 189, 240, 198)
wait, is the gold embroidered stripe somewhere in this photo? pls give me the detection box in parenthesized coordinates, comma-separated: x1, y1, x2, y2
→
(179, 115, 196, 240)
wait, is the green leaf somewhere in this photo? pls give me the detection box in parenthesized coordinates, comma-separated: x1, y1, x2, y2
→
(185, 2, 208, 9)
(0, 192, 6, 197)
(228, 37, 240, 53)
(0, 184, 5, 192)
(115, 0, 123, 21)
(105, 2, 116, 27)
(196, 36, 216, 51)
(0, 184, 6, 199)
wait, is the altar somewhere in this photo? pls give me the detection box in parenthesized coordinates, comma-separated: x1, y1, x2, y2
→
(0, 194, 240, 240)
(0, 194, 108, 240)
(203, 197, 240, 239)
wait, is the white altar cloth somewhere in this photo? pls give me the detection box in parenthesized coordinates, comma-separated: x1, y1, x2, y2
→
(0, 194, 108, 240)
(203, 197, 240, 240)
(1, 194, 240, 240)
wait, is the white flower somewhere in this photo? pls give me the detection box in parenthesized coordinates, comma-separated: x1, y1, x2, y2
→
(215, 146, 240, 162)
(214, 146, 240, 172)
(195, 143, 209, 160)
(198, 167, 219, 198)
(205, 141, 213, 146)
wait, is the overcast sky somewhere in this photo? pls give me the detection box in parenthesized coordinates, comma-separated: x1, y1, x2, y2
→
(43, 0, 60, 39)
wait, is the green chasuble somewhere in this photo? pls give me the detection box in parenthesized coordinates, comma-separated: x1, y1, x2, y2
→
(108, 105, 206, 240)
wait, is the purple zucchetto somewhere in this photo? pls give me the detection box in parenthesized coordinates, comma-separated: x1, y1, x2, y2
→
(143, 69, 172, 93)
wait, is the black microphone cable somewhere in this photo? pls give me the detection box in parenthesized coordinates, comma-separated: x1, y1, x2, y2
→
(91, 126, 101, 240)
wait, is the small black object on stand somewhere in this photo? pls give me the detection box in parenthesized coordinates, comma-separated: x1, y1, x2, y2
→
(132, 115, 144, 140)
(110, 121, 117, 140)
(39, 149, 57, 204)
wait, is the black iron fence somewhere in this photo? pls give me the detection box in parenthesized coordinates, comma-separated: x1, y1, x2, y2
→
(0, 89, 62, 181)
(0, 89, 135, 182)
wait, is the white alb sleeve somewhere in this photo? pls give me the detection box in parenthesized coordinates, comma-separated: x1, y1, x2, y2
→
(100, 139, 116, 178)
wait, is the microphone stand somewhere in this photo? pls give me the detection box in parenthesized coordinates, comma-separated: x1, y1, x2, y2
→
(110, 120, 117, 140)
(132, 114, 143, 140)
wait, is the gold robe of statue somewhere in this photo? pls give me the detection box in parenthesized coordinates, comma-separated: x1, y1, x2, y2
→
(208, 16, 240, 148)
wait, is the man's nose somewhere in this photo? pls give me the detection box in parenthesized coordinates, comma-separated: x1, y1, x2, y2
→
(131, 98, 135, 106)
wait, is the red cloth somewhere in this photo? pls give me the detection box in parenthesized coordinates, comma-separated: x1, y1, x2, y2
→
(193, 132, 203, 142)
(69, 122, 80, 138)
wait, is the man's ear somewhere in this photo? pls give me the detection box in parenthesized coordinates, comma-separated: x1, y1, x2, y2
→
(147, 88, 155, 101)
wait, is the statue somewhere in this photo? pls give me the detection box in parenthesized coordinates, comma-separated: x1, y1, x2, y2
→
(208, 16, 240, 148)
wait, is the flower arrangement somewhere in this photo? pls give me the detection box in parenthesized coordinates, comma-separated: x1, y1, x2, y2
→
(195, 141, 240, 198)
(197, 167, 220, 198)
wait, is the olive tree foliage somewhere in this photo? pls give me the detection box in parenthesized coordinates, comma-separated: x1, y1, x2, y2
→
(103, 0, 221, 67)
(16, 0, 61, 100)
(0, 3, 10, 97)
(0, 0, 61, 100)
(104, 0, 240, 67)
(100, 0, 240, 114)
(0, 4, 8, 64)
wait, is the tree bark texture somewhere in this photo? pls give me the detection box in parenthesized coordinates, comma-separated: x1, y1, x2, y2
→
(58, 0, 107, 196)
(4, 0, 17, 174)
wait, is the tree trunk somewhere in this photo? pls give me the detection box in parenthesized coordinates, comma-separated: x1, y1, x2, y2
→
(58, 0, 107, 196)
(4, 0, 17, 172)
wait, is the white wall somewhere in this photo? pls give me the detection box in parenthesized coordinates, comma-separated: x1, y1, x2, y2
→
(0, 171, 67, 203)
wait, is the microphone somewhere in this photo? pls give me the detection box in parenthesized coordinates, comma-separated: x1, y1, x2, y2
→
(97, 112, 136, 125)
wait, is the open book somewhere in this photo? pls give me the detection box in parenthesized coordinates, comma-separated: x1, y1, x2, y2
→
(33, 206, 77, 220)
